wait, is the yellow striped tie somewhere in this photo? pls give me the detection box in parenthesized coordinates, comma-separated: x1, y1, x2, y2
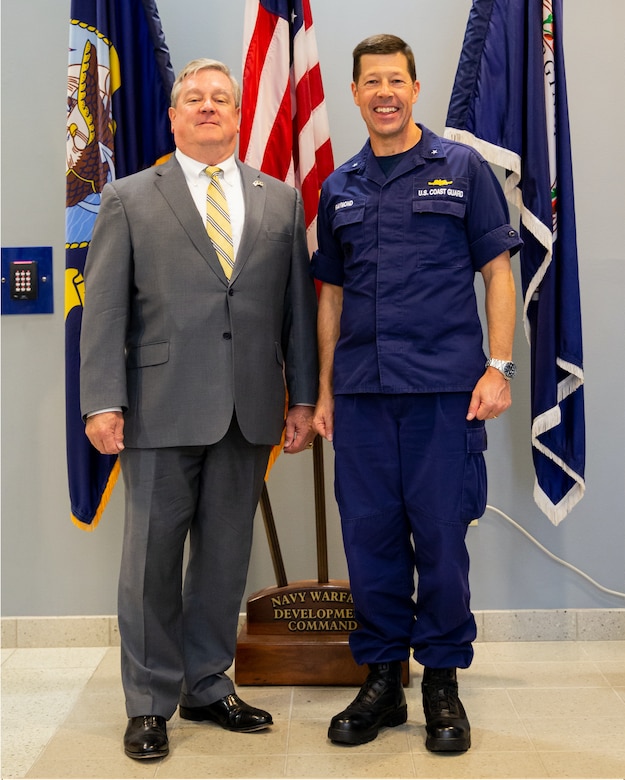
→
(205, 166, 235, 279)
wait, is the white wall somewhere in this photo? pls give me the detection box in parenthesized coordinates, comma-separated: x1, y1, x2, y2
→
(2, 0, 624, 617)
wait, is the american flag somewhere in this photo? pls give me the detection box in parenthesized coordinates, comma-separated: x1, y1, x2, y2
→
(240, 0, 334, 255)
(240, 0, 333, 478)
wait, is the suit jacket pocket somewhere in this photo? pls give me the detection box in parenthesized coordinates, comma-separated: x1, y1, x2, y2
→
(266, 230, 292, 243)
(126, 341, 169, 369)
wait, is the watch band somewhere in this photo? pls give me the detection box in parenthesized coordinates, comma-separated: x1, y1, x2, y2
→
(485, 358, 516, 380)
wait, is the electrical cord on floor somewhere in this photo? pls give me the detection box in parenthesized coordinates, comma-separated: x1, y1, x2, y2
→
(485, 504, 625, 600)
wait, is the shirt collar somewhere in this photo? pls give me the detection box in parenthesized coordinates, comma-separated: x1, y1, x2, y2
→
(347, 124, 447, 182)
(414, 124, 446, 161)
(175, 148, 239, 189)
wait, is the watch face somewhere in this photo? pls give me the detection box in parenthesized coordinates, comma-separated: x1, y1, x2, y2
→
(503, 362, 516, 379)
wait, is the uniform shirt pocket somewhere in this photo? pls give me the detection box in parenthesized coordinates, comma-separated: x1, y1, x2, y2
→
(413, 177, 468, 215)
(412, 198, 466, 219)
(330, 199, 366, 258)
(411, 178, 470, 267)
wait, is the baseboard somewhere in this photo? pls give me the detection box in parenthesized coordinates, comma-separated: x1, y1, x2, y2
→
(476, 608, 625, 642)
(1, 609, 624, 649)
(1, 615, 120, 649)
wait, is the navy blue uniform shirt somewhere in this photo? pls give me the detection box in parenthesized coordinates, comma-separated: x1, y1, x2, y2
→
(311, 124, 523, 395)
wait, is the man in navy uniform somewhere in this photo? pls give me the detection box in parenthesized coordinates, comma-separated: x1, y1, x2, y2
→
(312, 34, 521, 752)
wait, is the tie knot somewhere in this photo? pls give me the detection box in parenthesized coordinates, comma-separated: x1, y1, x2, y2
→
(205, 165, 222, 180)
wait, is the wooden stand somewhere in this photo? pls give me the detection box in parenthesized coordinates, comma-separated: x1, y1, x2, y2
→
(235, 580, 409, 686)
(236, 441, 408, 686)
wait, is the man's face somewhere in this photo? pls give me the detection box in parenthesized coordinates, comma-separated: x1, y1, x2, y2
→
(351, 52, 420, 149)
(168, 68, 240, 163)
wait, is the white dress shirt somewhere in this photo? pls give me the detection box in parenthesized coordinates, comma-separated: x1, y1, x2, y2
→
(175, 148, 245, 260)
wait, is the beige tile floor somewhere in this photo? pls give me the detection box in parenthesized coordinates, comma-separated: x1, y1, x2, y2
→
(2, 641, 624, 779)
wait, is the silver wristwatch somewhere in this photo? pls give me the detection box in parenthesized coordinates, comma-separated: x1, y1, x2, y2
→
(485, 358, 516, 380)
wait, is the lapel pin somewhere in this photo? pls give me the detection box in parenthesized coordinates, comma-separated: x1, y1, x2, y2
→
(253, 179, 264, 187)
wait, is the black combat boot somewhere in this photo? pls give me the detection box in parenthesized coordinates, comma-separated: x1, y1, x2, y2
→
(328, 661, 407, 745)
(421, 666, 471, 752)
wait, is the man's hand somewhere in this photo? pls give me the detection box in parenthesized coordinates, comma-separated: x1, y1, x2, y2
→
(313, 393, 335, 442)
(466, 369, 512, 421)
(283, 405, 316, 453)
(85, 411, 125, 454)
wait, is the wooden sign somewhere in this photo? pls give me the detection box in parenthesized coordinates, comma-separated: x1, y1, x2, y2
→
(235, 580, 409, 686)
(235, 445, 408, 686)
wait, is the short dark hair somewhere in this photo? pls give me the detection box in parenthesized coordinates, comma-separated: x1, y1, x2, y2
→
(352, 34, 417, 84)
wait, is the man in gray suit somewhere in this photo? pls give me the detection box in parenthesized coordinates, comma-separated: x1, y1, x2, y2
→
(80, 58, 318, 760)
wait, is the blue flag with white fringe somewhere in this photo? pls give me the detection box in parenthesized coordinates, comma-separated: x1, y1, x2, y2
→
(66, 0, 174, 529)
(445, 0, 585, 524)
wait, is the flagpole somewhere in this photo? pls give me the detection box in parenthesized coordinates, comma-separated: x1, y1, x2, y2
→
(235, 0, 373, 685)
(259, 438, 328, 588)
(259, 483, 288, 588)
(312, 436, 329, 583)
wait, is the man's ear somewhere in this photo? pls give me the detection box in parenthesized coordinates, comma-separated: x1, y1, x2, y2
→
(412, 80, 421, 105)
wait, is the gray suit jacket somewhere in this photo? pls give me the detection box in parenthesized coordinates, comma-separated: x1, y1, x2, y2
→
(80, 155, 318, 448)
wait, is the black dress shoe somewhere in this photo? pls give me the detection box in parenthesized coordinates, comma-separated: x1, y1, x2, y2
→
(123, 715, 169, 760)
(328, 661, 407, 745)
(179, 693, 273, 732)
(422, 667, 471, 752)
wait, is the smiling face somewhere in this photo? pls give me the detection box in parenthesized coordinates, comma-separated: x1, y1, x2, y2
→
(351, 52, 421, 155)
(168, 68, 240, 165)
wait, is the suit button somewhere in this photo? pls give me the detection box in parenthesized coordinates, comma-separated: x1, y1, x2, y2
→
(223, 332, 232, 340)
(228, 288, 234, 296)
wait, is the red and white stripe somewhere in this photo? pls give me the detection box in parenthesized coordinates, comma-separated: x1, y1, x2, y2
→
(240, 0, 334, 253)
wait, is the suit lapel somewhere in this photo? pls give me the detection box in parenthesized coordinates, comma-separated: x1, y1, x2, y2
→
(154, 156, 227, 284)
(231, 161, 267, 283)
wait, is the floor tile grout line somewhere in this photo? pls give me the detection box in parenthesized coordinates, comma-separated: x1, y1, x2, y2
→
(3, 642, 625, 778)
(283, 686, 295, 775)
(2, 649, 105, 779)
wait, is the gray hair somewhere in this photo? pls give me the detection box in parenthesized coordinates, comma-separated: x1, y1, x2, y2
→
(170, 58, 241, 108)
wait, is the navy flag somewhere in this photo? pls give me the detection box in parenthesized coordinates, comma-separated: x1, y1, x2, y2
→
(445, 0, 585, 525)
(66, 0, 174, 529)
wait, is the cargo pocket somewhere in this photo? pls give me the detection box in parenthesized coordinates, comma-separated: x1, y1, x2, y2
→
(461, 424, 488, 523)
